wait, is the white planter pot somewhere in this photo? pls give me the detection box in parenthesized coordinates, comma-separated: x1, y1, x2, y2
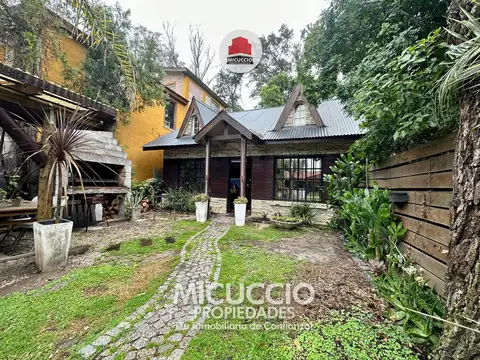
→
(195, 201, 208, 223)
(234, 203, 247, 226)
(130, 206, 142, 221)
(33, 219, 73, 272)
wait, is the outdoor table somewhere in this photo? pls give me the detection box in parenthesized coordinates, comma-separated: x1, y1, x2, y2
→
(0, 201, 38, 245)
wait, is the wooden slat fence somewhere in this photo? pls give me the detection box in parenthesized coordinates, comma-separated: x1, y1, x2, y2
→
(369, 135, 455, 294)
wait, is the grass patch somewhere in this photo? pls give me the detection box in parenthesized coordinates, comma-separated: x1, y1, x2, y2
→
(222, 222, 305, 244)
(0, 255, 178, 359)
(109, 220, 208, 256)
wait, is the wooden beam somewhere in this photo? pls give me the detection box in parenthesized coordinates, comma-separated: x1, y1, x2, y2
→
(240, 136, 247, 197)
(205, 138, 211, 194)
(0, 107, 46, 166)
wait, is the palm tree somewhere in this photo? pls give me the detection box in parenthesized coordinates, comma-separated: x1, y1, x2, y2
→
(435, 2, 480, 358)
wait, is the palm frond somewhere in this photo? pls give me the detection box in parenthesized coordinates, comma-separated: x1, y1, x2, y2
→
(66, 0, 136, 107)
(438, 8, 480, 114)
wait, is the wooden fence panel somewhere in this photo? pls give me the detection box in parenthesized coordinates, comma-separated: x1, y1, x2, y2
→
(369, 136, 455, 295)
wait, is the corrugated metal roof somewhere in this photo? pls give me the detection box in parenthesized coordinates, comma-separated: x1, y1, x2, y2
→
(143, 129, 197, 148)
(196, 99, 219, 125)
(143, 99, 361, 149)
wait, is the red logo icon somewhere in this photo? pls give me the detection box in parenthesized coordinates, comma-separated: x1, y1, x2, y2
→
(228, 37, 252, 56)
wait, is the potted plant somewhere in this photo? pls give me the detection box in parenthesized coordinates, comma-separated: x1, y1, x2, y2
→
(270, 215, 302, 230)
(11, 196, 22, 207)
(124, 190, 145, 221)
(194, 193, 209, 222)
(0, 189, 7, 208)
(32, 108, 91, 272)
(234, 196, 248, 226)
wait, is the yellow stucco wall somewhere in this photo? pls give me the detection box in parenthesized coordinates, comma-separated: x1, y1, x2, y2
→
(44, 35, 86, 84)
(115, 101, 188, 181)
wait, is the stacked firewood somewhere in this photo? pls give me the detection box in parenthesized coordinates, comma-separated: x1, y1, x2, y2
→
(103, 196, 120, 219)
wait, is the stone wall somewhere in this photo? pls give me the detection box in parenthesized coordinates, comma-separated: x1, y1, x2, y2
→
(250, 199, 333, 225)
(210, 197, 227, 213)
(163, 73, 185, 97)
(284, 94, 316, 127)
(165, 138, 353, 159)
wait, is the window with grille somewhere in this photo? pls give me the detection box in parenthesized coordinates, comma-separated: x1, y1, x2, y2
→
(293, 104, 307, 126)
(178, 159, 205, 191)
(274, 156, 328, 202)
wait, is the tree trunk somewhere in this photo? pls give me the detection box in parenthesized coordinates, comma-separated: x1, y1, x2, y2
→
(435, 91, 480, 359)
(37, 151, 54, 221)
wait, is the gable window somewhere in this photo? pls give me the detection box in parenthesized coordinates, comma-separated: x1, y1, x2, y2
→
(293, 104, 307, 126)
(275, 156, 327, 203)
(192, 114, 200, 134)
(165, 101, 176, 129)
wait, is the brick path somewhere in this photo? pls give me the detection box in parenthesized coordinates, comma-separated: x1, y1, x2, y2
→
(79, 222, 230, 360)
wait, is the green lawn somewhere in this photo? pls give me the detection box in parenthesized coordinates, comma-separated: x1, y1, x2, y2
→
(0, 219, 208, 360)
(184, 223, 419, 360)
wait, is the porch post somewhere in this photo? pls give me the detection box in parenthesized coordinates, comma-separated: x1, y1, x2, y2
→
(205, 138, 211, 194)
(240, 136, 247, 197)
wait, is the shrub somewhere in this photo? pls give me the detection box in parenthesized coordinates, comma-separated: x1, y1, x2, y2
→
(325, 153, 365, 209)
(164, 188, 196, 213)
(290, 204, 316, 225)
(233, 196, 248, 205)
(374, 271, 445, 346)
(193, 193, 210, 202)
(271, 215, 300, 223)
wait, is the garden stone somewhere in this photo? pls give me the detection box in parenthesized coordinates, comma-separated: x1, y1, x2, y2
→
(93, 335, 111, 346)
(79, 345, 96, 358)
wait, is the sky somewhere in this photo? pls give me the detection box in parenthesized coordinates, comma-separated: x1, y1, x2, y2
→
(106, 0, 329, 109)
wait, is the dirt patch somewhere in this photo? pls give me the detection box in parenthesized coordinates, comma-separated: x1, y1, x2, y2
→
(251, 230, 385, 320)
(106, 252, 176, 301)
(83, 285, 109, 297)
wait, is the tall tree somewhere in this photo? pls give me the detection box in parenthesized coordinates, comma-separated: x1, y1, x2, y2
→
(248, 24, 300, 100)
(259, 72, 296, 108)
(161, 21, 184, 67)
(213, 70, 243, 111)
(189, 25, 215, 84)
(300, 0, 450, 103)
(434, 3, 480, 358)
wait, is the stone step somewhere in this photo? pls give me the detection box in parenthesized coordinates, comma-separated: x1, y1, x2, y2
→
(73, 150, 129, 166)
(79, 130, 114, 139)
(78, 146, 127, 159)
(86, 139, 123, 152)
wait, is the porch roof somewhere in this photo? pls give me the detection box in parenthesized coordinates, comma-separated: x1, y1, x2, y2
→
(143, 98, 361, 150)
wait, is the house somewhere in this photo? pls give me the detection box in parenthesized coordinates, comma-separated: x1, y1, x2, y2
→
(116, 67, 228, 180)
(143, 85, 362, 223)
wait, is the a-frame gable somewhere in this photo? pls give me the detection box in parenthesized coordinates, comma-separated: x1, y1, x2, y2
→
(274, 84, 324, 131)
(194, 111, 260, 144)
(176, 97, 205, 138)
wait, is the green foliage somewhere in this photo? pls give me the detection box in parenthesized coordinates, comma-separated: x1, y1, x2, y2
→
(374, 272, 445, 345)
(233, 196, 248, 205)
(193, 193, 209, 203)
(0, 188, 7, 202)
(338, 186, 397, 260)
(438, 7, 480, 117)
(124, 189, 145, 209)
(300, 0, 449, 103)
(289, 203, 316, 225)
(324, 153, 365, 208)
(259, 72, 297, 108)
(164, 188, 196, 213)
(80, 3, 165, 120)
(271, 215, 300, 223)
(289, 310, 418, 359)
(213, 70, 243, 111)
(346, 29, 457, 161)
(131, 177, 164, 203)
(248, 24, 300, 100)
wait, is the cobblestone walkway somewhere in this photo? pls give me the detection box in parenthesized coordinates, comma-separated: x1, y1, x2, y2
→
(79, 222, 230, 360)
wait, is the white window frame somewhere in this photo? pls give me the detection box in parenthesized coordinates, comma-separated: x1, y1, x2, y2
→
(293, 103, 307, 126)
